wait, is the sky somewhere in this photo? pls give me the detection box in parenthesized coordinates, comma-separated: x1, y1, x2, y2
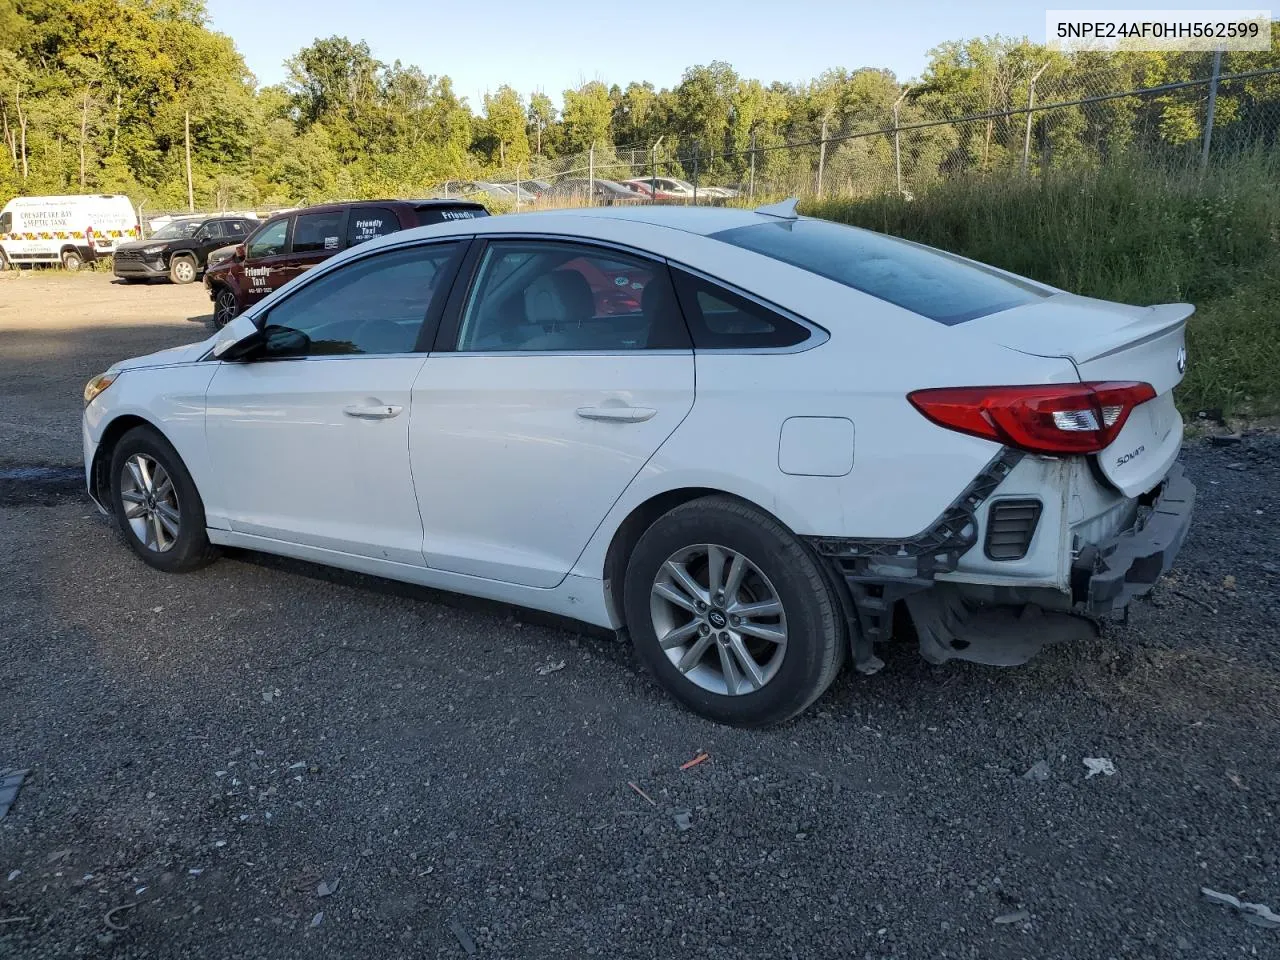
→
(205, 0, 1227, 107)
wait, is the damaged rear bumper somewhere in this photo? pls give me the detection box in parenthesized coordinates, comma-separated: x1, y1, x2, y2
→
(1072, 461, 1195, 615)
(810, 451, 1195, 668)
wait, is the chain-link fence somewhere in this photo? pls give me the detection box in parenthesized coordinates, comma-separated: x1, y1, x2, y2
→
(467, 52, 1280, 209)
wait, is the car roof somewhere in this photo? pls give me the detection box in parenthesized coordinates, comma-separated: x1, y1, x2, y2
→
(507, 205, 767, 235)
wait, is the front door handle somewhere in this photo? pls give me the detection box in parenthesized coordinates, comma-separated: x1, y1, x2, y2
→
(343, 403, 403, 420)
(576, 405, 657, 423)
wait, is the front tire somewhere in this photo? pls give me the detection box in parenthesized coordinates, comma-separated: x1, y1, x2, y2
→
(0, 248, 9, 271)
(623, 496, 844, 727)
(61, 249, 83, 271)
(110, 426, 218, 573)
(212, 286, 239, 328)
(169, 256, 197, 284)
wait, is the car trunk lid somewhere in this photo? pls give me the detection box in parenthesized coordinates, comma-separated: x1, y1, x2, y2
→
(967, 294, 1191, 497)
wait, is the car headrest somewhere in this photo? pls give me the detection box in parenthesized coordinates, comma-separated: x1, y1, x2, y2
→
(525, 270, 595, 331)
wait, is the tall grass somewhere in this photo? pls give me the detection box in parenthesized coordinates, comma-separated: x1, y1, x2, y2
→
(804, 152, 1280, 417)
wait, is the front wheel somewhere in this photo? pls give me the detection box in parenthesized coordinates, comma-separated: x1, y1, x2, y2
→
(169, 256, 197, 284)
(61, 249, 83, 271)
(110, 426, 218, 573)
(623, 496, 845, 727)
(212, 286, 239, 328)
(0, 248, 9, 271)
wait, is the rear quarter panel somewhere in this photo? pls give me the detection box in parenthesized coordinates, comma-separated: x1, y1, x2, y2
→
(570, 267, 1080, 581)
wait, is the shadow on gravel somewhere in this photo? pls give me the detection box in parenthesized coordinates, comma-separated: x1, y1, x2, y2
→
(0, 464, 86, 506)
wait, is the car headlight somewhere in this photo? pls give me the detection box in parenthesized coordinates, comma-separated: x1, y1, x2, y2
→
(83, 371, 119, 406)
(142, 245, 165, 255)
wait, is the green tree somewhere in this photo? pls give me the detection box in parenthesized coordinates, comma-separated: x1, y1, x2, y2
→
(481, 84, 528, 166)
(561, 80, 612, 153)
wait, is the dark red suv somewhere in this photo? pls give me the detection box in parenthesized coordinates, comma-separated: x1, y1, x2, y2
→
(204, 199, 488, 327)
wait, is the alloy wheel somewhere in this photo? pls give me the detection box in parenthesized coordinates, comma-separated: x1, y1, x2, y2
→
(119, 453, 181, 552)
(649, 543, 788, 696)
(214, 289, 237, 327)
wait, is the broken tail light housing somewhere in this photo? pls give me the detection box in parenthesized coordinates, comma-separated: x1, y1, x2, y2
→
(907, 382, 1157, 455)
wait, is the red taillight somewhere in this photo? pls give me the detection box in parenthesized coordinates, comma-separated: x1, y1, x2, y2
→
(907, 381, 1157, 455)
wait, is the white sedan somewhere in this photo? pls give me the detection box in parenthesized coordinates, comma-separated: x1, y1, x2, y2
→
(82, 200, 1195, 726)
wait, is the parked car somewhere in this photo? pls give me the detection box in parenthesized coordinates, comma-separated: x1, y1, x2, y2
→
(619, 178, 677, 200)
(203, 198, 488, 327)
(462, 181, 541, 205)
(0, 194, 139, 271)
(112, 215, 258, 284)
(543, 178, 642, 205)
(83, 200, 1194, 727)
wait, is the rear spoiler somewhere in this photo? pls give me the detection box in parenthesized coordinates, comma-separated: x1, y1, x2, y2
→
(1075, 303, 1195, 364)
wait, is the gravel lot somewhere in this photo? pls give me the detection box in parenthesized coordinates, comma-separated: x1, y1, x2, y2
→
(2, 272, 1278, 959)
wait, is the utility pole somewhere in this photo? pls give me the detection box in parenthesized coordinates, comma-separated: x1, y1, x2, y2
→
(816, 116, 828, 198)
(1201, 49, 1223, 171)
(1022, 63, 1049, 176)
(79, 89, 90, 189)
(650, 135, 663, 204)
(748, 127, 757, 201)
(892, 87, 910, 196)
(16, 83, 28, 180)
(184, 110, 194, 212)
(588, 143, 595, 206)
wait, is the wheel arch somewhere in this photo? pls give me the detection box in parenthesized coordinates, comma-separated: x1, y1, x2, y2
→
(90, 414, 165, 506)
(601, 486, 796, 630)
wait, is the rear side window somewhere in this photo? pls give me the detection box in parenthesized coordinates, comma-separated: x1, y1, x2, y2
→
(348, 207, 401, 246)
(415, 205, 487, 225)
(671, 269, 811, 350)
(293, 211, 347, 254)
(711, 219, 1045, 325)
(225, 220, 249, 237)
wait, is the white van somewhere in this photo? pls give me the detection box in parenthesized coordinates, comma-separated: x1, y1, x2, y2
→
(0, 194, 140, 270)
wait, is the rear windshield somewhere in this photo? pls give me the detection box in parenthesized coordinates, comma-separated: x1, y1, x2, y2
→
(711, 219, 1046, 325)
(416, 205, 488, 225)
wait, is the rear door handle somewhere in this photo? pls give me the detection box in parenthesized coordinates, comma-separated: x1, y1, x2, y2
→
(576, 405, 657, 423)
(343, 403, 403, 420)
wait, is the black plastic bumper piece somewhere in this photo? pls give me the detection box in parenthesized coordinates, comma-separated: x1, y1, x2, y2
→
(1073, 461, 1195, 616)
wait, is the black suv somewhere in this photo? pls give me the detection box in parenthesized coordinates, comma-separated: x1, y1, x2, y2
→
(113, 215, 257, 284)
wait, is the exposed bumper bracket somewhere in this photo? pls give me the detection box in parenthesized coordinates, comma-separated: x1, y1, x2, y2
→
(1073, 461, 1195, 615)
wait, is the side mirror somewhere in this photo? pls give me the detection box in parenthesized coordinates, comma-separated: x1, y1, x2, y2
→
(211, 312, 264, 361)
(262, 325, 310, 357)
(234, 243, 246, 260)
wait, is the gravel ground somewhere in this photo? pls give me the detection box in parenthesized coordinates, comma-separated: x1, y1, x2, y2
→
(2, 273, 1278, 959)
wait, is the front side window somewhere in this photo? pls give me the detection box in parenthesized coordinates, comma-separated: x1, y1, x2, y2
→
(259, 243, 462, 358)
(711, 219, 1045, 325)
(1, 212, 13, 234)
(246, 218, 289, 260)
(455, 241, 688, 353)
(292, 211, 347, 254)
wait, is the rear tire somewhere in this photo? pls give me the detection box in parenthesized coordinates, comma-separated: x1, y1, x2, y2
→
(109, 426, 219, 573)
(169, 255, 197, 284)
(61, 249, 83, 271)
(623, 495, 844, 727)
